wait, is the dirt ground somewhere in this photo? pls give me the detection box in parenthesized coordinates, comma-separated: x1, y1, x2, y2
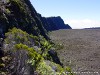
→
(49, 29, 100, 75)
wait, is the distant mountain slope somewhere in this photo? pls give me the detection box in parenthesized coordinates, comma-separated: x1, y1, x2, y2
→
(85, 27, 100, 29)
(38, 14, 72, 31)
(45, 16, 72, 31)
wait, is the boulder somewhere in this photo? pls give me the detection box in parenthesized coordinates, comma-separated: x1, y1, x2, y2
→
(48, 50, 63, 66)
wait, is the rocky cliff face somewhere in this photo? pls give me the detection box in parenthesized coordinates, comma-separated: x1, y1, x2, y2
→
(0, 0, 48, 39)
(45, 16, 72, 31)
(39, 14, 72, 31)
(0, 0, 73, 75)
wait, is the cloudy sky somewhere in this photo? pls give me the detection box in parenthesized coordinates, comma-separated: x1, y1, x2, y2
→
(30, 0, 100, 29)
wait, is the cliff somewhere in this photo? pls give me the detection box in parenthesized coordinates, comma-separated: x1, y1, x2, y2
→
(0, 0, 73, 75)
(39, 14, 72, 31)
(0, 0, 48, 39)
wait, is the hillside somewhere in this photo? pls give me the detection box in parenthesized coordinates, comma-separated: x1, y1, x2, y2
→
(50, 29, 100, 75)
(0, 0, 73, 75)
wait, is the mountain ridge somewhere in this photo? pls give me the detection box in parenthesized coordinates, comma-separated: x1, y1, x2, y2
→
(38, 14, 72, 31)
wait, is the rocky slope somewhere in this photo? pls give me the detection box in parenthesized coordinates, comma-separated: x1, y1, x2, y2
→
(0, 0, 48, 39)
(0, 0, 73, 75)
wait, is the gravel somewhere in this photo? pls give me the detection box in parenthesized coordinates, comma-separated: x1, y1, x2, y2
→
(50, 29, 100, 75)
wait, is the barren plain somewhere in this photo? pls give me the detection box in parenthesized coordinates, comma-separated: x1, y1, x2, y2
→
(50, 29, 100, 75)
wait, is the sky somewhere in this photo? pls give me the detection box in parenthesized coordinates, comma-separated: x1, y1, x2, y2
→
(30, 0, 100, 29)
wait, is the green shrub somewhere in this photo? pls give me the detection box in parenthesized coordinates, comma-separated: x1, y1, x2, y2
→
(15, 43, 28, 49)
(36, 61, 56, 75)
(14, 43, 43, 67)
(65, 66, 75, 75)
(5, 8, 11, 14)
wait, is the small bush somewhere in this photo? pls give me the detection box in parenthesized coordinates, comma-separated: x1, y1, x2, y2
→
(5, 8, 11, 14)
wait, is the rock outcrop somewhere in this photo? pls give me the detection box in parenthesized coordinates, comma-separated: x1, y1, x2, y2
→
(0, 0, 48, 39)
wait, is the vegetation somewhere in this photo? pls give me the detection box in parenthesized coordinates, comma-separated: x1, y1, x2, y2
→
(5, 8, 11, 14)
(1, 28, 74, 75)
